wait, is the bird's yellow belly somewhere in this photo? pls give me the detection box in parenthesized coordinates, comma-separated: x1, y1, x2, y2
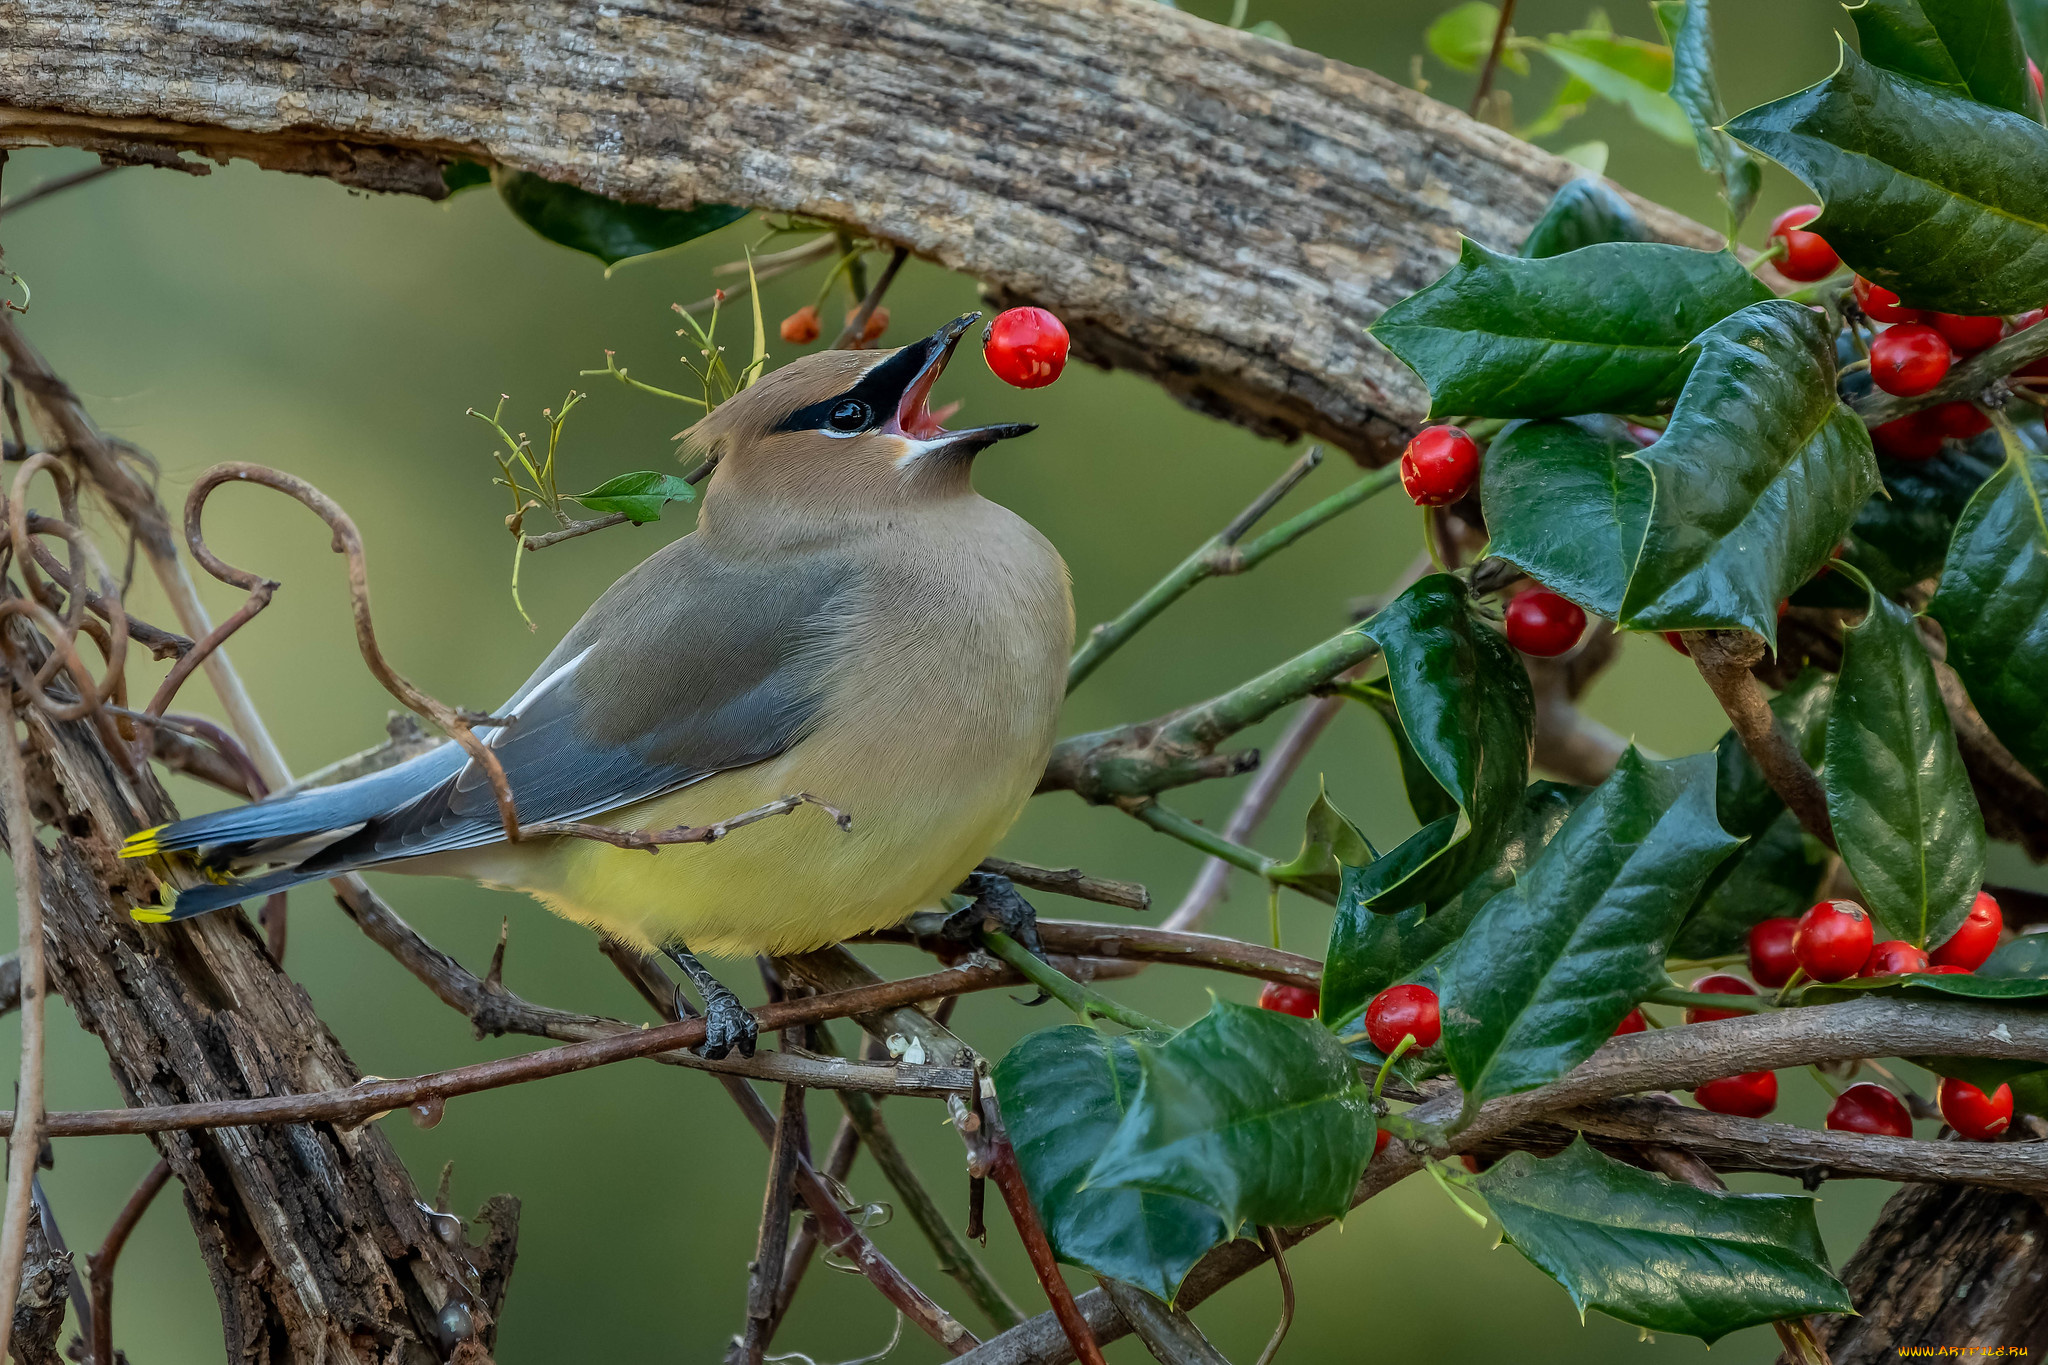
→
(443, 717, 1047, 959)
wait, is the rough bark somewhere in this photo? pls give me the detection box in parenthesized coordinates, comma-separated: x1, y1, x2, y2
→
(0, 0, 1720, 463)
(2, 623, 516, 1363)
(1779, 1182, 2048, 1364)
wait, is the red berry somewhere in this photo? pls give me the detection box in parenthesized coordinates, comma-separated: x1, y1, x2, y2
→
(1373, 1127, 1391, 1159)
(1825, 1083, 1913, 1137)
(842, 304, 891, 344)
(778, 305, 821, 345)
(1664, 631, 1690, 656)
(1871, 411, 1948, 460)
(1869, 323, 1953, 397)
(1257, 980, 1319, 1019)
(1695, 1070, 1778, 1118)
(2033, 57, 2045, 103)
(1795, 900, 1876, 982)
(1860, 940, 1931, 977)
(1929, 402, 1990, 440)
(1399, 426, 1481, 507)
(1930, 891, 2003, 970)
(1854, 275, 1921, 324)
(1503, 589, 1586, 657)
(983, 307, 1069, 388)
(1624, 422, 1661, 447)
(1923, 964, 1971, 975)
(1930, 313, 2004, 354)
(1364, 983, 1441, 1054)
(1685, 973, 1758, 1024)
(1747, 917, 1802, 988)
(1612, 1008, 1648, 1037)
(1768, 206, 1839, 283)
(1938, 1076, 2014, 1140)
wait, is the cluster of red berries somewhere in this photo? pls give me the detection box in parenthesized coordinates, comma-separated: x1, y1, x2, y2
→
(1678, 893, 2014, 1136)
(1765, 205, 2016, 460)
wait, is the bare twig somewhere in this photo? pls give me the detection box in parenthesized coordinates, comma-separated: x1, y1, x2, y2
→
(980, 1097, 1107, 1365)
(1469, 0, 1521, 113)
(0, 705, 46, 1365)
(1684, 629, 1835, 849)
(0, 164, 120, 218)
(871, 917, 1323, 988)
(521, 511, 630, 551)
(731, 1082, 806, 1365)
(521, 791, 851, 851)
(1252, 1226, 1295, 1365)
(833, 246, 909, 349)
(975, 857, 1150, 912)
(88, 1159, 171, 1365)
(1095, 1281, 1232, 1365)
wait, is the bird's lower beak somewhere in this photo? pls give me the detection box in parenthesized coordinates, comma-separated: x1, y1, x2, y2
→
(886, 312, 1036, 455)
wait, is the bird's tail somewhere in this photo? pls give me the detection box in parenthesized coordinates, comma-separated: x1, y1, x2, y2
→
(130, 867, 331, 923)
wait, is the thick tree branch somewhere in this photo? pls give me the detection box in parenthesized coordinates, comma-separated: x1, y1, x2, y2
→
(0, 1, 1719, 461)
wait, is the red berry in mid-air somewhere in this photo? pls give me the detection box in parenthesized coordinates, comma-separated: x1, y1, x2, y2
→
(1854, 275, 1921, 324)
(1257, 980, 1320, 1019)
(1747, 918, 1802, 988)
(1795, 900, 1876, 982)
(1612, 1008, 1648, 1037)
(1930, 891, 2003, 970)
(1871, 411, 1948, 460)
(1685, 973, 1757, 1024)
(779, 305, 822, 344)
(1695, 1071, 1778, 1118)
(983, 307, 1069, 388)
(1826, 1083, 1913, 1137)
(1503, 590, 1586, 657)
(1930, 313, 2004, 354)
(1365, 983, 1442, 1054)
(1400, 426, 1481, 506)
(1767, 206, 1839, 282)
(1938, 1077, 2014, 1140)
(1869, 323, 1953, 397)
(1860, 940, 1931, 977)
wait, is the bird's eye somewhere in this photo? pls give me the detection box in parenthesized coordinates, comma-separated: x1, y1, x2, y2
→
(827, 400, 871, 433)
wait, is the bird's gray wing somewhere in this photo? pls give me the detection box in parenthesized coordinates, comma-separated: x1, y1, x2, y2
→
(300, 532, 855, 871)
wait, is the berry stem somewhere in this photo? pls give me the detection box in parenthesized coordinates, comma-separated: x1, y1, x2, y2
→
(980, 930, 1171, 1034)
(1426, 1159, 1492, 1227)
(1372, 1035, 1416, 1102)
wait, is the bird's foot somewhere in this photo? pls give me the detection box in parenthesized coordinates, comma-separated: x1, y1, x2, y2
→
(944, 871, 1050, 964)
(662, 945, 760, 1060)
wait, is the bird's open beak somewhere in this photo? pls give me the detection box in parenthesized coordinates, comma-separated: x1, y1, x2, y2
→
(881, 313, 1036, 456)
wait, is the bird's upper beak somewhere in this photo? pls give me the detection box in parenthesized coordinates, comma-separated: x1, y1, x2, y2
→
(877, 312, 1036, 456)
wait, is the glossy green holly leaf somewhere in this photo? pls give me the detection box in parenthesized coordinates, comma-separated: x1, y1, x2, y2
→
(1268, 785, 1376, 899)
(495, 169, 749, 268)
(1726, 48, 2048, 315)
(1670, 811, 1831, 959)
(1535, 28, 1695, 144)
(1372, 240, 1772, 420)
(1348, 680, 1459, 828)
(1481, 416, 1651, 616)
(993, 1027, 1230, 1302)
(1848, 436, 2001, 597)
(1807, 933, 2048, 1008)
(1714, 668, 1835, 841)
(1087, 1001, 1377, 1229)
(442, 160, 493, 196)
(1846, 0, 2029, 113)
(1652, 0, 1761, 232)
(1428, 2, 1529, 73)
(1441, 749, 1740, 1107)
(1929, 432, 2048, 783)
(572, 471, 697, 523)
(1519, 179, 1652, 258)
(2017, 0, 2048, 66)
(1460, 1138, 1852, 1340)
(1322, 782, 1584, 1029)
(1619, 301, 1880, 644)
(1346, 575, 1534, 914)
(1825, 572, 1986, 947)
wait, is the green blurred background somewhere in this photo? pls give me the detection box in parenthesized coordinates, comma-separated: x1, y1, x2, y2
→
(2, 0, 2039, 1359)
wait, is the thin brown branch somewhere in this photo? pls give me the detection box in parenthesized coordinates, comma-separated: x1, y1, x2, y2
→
(0, 705, 46, 1365)
(1469, 0, 1521, 114)
(980, 1093, 1106, 1365)
(0, 164, 120, 218)
(274, 712, 436, 796)
(731, 1082, 806, 1365)
(1094, 1280, 1231, 1365)
(1251, 1226, 1295, 1365)
(769, 1112, 862, 1338)
(521, 511, 629, 551)
(521, 791, 851, 851)
(1684, 629, 1835, 849)
(869, 917, 1322, 988)
(833, 246, 909, 350)
(87, 1159, 171, 1365)
(976, 857, 1150, 912)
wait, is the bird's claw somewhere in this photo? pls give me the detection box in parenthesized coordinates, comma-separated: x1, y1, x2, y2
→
(699, 988, 759, 1061)
(945, 871, 1050, 964)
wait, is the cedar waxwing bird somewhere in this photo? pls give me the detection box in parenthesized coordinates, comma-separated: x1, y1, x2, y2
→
(121, 313, 1073, 1056)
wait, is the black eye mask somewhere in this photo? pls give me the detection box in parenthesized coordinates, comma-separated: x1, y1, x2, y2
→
(772, 341, 932, 436)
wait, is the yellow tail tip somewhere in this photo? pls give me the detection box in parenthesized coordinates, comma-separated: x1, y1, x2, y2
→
(129, 905, 172, 924)
(120, 826, 168, 859)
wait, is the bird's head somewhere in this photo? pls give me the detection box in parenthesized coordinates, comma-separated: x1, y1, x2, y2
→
(682, 312, 1035, 519)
